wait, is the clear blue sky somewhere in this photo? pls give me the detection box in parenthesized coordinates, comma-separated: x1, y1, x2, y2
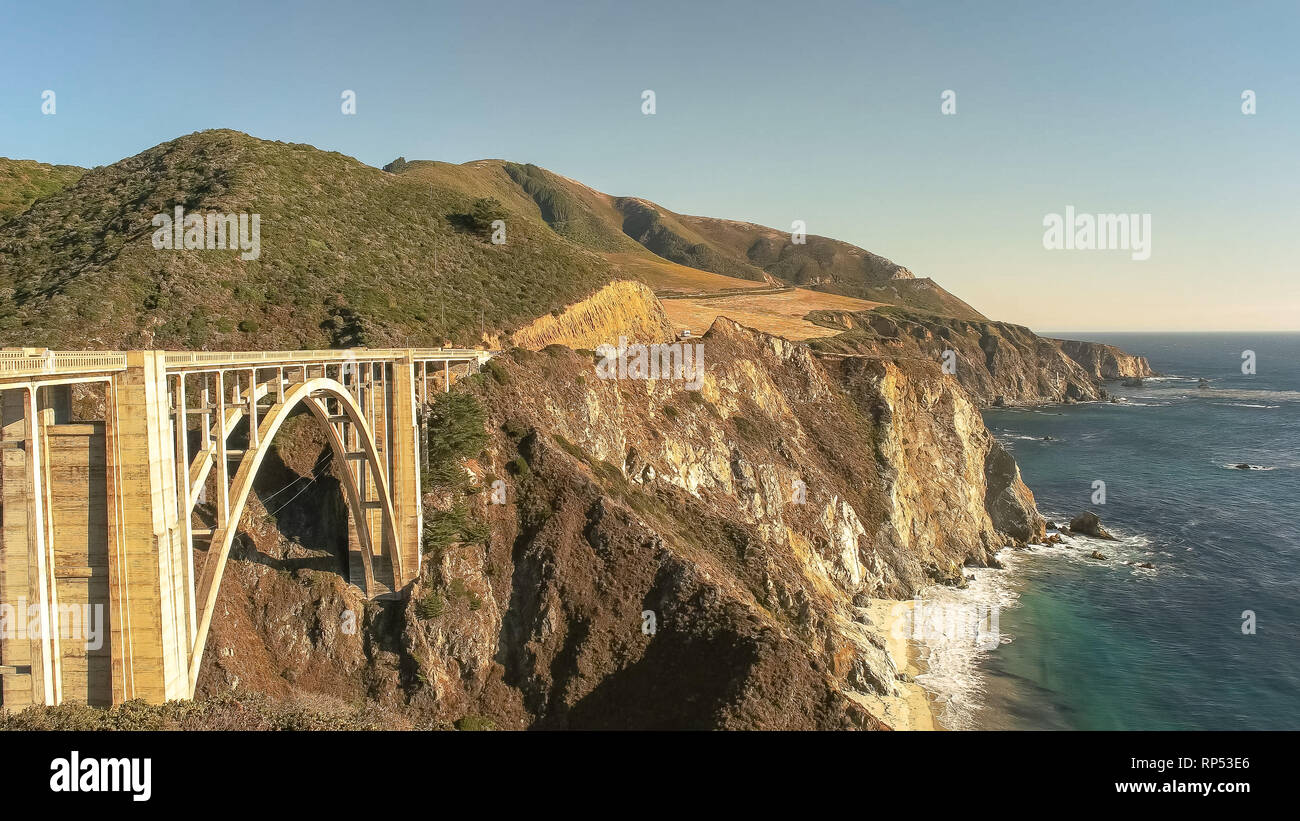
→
(3, 0, 1297, 330)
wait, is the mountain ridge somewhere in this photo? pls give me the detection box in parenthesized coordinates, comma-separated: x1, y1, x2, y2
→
(0, 130, 1131, 388)
(0, 128, 989, 352)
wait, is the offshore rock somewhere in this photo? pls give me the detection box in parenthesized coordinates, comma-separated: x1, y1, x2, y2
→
(1069, 511, 1117, 540)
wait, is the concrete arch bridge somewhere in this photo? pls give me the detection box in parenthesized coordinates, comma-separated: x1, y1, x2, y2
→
(0, 347, 490, 708)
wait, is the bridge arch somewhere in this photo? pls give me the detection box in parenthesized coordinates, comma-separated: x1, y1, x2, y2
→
(187, 377, 403, 695)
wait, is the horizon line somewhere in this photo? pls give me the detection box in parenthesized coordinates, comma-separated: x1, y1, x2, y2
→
(1038, 329, 1300, 335)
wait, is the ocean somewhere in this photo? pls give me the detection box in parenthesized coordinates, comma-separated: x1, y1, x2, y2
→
(916, 333, 1300, 730)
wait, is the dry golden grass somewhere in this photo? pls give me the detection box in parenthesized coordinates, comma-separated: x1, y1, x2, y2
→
(661, 287, 882, 341)
(603, 251, 773, 294)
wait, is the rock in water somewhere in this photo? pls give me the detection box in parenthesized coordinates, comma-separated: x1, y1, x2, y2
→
(1089, 551, 1108, 560)
(1069, 511, 1117, 540)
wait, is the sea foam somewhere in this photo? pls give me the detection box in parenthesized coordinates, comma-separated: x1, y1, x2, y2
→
(911, 520, 1160, 729)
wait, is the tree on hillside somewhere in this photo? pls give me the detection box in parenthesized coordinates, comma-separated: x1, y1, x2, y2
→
(422, 391, 488, 489)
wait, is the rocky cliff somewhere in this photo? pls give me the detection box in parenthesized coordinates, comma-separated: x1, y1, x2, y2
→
(1052, 338, 1156, 380)
(807, 306, 1152, 406)
(193, 316, 1043, 730)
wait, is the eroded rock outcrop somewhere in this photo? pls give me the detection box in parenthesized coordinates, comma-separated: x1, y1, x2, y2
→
(1053, 339, 1156, 380)
(511, 280, 675, 351)
(808, 306, 1152, 406)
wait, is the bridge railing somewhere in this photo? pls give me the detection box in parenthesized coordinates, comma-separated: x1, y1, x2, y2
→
(0, 350, 128, 380)
(163, 348, 492, 371)
(0, 348, 492, 382)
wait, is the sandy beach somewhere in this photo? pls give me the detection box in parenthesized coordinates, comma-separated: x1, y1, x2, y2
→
(859, 598, 941, 731)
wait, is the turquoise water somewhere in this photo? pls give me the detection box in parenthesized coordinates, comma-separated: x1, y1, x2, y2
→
(972, 333, 1300, 730)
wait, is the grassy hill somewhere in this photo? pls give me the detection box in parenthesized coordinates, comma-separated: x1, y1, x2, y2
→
(0, 158, 85, 223)
(0, 133, 617, 349)
(398, 159, 982, 312)
(0, 130, 982, 350)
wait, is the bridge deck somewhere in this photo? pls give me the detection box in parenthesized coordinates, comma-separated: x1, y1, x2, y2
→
(0, 347, 492, 384)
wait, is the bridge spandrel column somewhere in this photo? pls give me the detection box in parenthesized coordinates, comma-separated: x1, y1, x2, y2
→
(105, 352, 191, 703)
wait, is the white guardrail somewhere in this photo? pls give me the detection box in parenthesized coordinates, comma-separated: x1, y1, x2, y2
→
(0, 348, 493, 381)
(163, 348, 493, 370)
(0, 350, 128, 379)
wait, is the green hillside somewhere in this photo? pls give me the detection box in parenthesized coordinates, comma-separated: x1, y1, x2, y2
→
(0, 132, 615, 349)
(0, 158, 85, 223)
(0, 130, 983, 350)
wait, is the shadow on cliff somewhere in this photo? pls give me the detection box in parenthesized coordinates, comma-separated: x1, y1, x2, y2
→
(232, 441, 350, 575)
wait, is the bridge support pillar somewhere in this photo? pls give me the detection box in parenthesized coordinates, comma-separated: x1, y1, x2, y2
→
(105, 352, 192, 703)
(390, 355, 422, 586)
(0, 389, 59, 707)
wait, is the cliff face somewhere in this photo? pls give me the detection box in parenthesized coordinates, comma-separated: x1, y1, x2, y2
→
(495, 319, 1041, 591)
(1053, 338, 1156, 380)
(807, 307, 1151, 406)
(195, 317, 1043, 729)
(410, 320, 1042, 729)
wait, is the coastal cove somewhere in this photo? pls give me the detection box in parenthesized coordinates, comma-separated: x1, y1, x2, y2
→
(910, 333, 1300, 731)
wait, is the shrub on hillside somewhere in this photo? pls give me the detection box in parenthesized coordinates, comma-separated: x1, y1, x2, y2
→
(448, 197, 509, 238)
(416, 590, 445, 619)
(453, 715, 494, 731)
(422, 392, 487, 490)
(422, 502, 489, 556)
(483, 359, 510, 384)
